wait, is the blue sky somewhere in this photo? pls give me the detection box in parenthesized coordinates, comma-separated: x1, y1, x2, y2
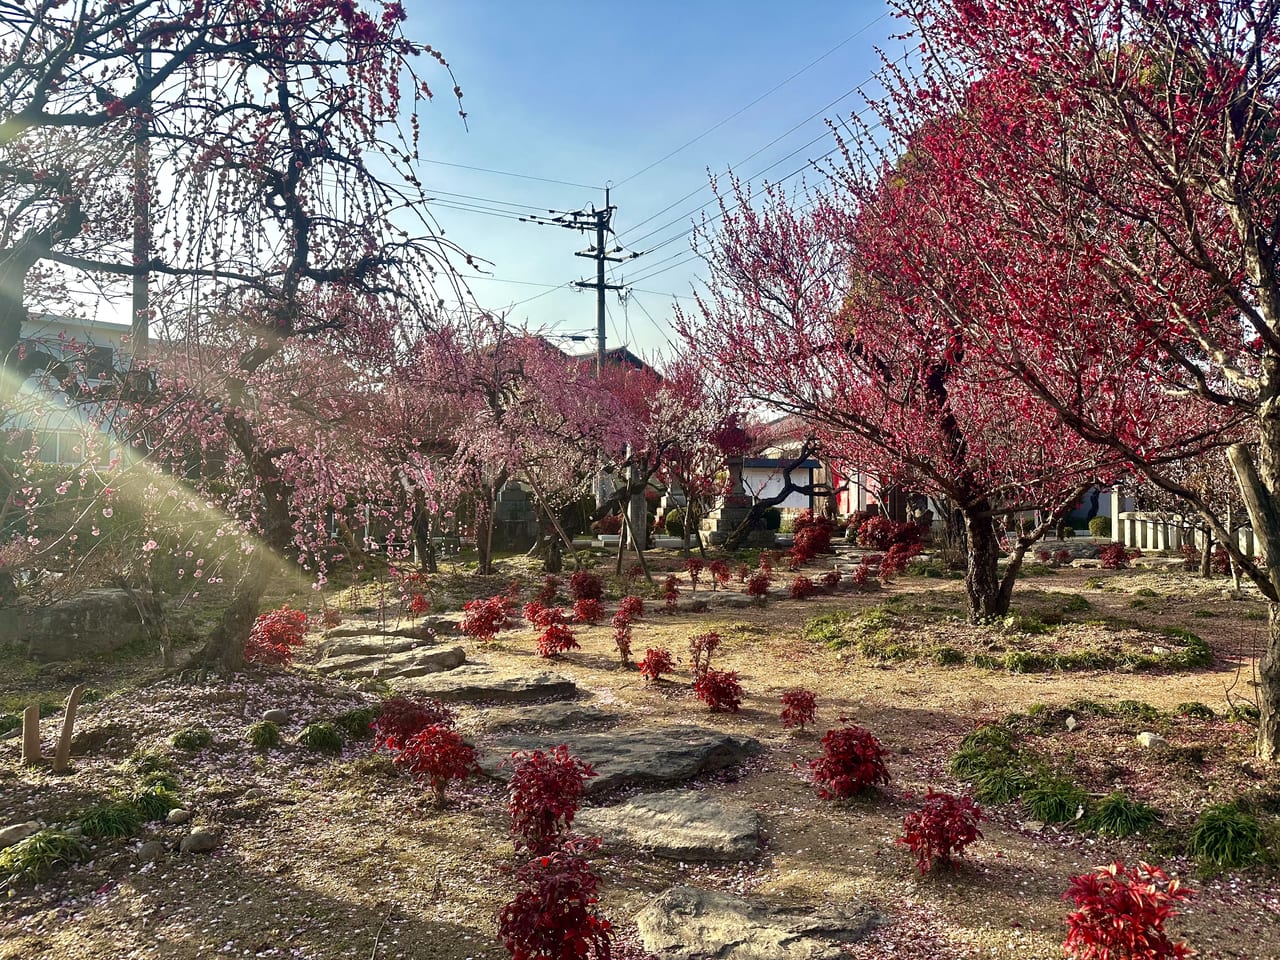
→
(406, 1, 904, 360)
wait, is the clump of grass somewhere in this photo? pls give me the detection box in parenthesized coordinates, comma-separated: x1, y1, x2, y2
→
(1005, 650, 1054, 673)
(297, 722, 344, 753)
(131, 785, 181, 820)
(1067, 698, 1115, 718)
(803, 611, 855, 648)
(1086, 792, 1160, 838)
(951, 725, 1032, 803)
(1002, 613, 1053, 636)
(126, 750, 175, 776)
(1054, 649, 1119, 671)
(1022, 775, 1087, 824)
(1059, 594, 1091, 614)
(171, 724, 213, 750)
(1159, 627, 1213, 668)
(1191, 609, 1215, 619)
(247, 720, 281, 750)
(1227, 702, 1261, 723)
(332, 705, 379, 740)
(1115, 700, 1162, 722)
(1134, 586, 1159, 598)
(80, 688, 104, 704)
(1084, 576, 1106, 590)
(140, 770, 180, 792)
(932, 646, 966, 667)
(972, 653, 1002, 670)
(1176, 702, 1216, 720)
(78, 800, 144, 838)
(0, 713, 20, 736)
(0, 830, 88, 887)
(974, 765, 1034, 804)
(1188, 803, 1267, 871)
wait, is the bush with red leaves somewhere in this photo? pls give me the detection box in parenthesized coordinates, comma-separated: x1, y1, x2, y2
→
(320, 607, 342, 628)
(897, 789, 984, 873)
(610, 611, 634, 665)
(780, 688, 817, 731)
(820, 569, 842, 591)
(745, 571, 772, 604)
(638, 647, 676, 682)
(406, 593, 431, 616)
(1055, 548, 1072, 567)
(536, 575, 560, 605)
(618, 595, 645, 620)
(625, 562, 644, 582)
(693, 668, 743, 712)
(808, 724, 891, 799)
(684, 557, 704, 590)
(1100, 543, 1140, 570)
(758, 550, 774, 574)
(735, 563, 752, 583)
(662, 574, 680, 612)
(498, 836, 614, 960)
(857, 516, 923, 551)
(573, 598, 603, 625)
(789, 575, 816, 599)
(1062, 861, 1194, 960)
(391, 723, 479, 804)
(851, 562, 872, 586)
(534, 607, 579, 658)
(709, 559, 731, 590)
(459, 594, 514, 643)
(789, 512, 836, 565)
(244, 605, 309, 666)
(591, 513, 623, 535)
(688, 631, 722, 677)
(879, 541, 924, 582)
(569, 570, 604, 601)
(372, 694, 456, 752)
(506, 745, 597, 855)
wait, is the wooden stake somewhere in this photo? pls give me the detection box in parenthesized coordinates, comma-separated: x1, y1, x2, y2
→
(52, 683, 87, 774)
(21, 704, 41, 765)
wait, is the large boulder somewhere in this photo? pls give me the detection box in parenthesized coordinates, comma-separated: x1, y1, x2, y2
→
(635, 886, 880, 960)
(576, 790, 760, 861)
(482, 702, 619, 733)
(480, 726, 762, 793)
(394, 664, 578, 704)
(316, 645, 465, 679)
(2, 589, 153, 661)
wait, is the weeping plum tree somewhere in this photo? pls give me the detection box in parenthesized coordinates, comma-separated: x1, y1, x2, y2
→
(677, 175, 1109, 622)
(886, 0, 1280, 756)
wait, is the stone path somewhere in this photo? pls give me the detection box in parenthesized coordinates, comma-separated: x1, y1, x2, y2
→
(577, 789, 760, 861)
(635, 886, 881, 960)
(480, 726, 761, 793)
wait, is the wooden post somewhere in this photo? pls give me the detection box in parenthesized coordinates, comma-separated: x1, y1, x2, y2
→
(52, 683, 87, 774)
(21, 704, 41, 765)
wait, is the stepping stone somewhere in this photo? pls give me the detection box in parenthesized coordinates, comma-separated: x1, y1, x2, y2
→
(635, 886, 880, 960)
(483, 702, 619, 733)
(481, 726, 762, 793)
(577, 789, 760, 861)
(319, 635, 425, 659)
(322, 616, 459, 642)
(394, 664, 578, 704)
(316, 645, 465, 678)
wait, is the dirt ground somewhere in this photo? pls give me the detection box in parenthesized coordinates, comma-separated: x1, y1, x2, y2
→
(2, 557, 1278, 960)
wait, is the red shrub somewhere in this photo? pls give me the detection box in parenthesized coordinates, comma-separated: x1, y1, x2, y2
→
(745, 571, 771, 604)
(1062, 862, 1193, 960)
(498, 836, 614, 960)
(694, 668, 743, 712)
(391, 724, 479, 804)
(851, 562, 872, 586)
(459, 594, 514, 643)
(820, 569, 841, 591)
(320, 607, 342, 628)
(244, 605, 309, 666)
(406, 593, 431, 616)
(617, 595, 645, 620)
(790, 512, 836, 564)
(879, 541, 924, 582)
(898, 789, 984, 873)
(688, 631, 722, 677)
(591, 514, 623, 536)
(758, 550, 774, 574)
(709, 559, 731, 589)
(780, 688, 817, 731)
(857, 516, 922, 551)
(638, 647, 676, 682)
(523, 600, 551, 625)
(569, 570, 604, 601)
(625, 562, 644, 582)
(1099, 543, 1135, 570)
(1055, 549, 1073, 567)
(536, 575, 561, 605)
(572, 598, 603, 625)
(662, 574, 680, 612)
(789, 575, 816, 599)
(535, 608, 579, 658)
(372, 694, 456, 752)
(1211, 546, 1231, 575)
(506, 745, 597, 855)
(735, 563, 752, 583)
(809, 724, 891, 799)
(684, 557, 704, 590)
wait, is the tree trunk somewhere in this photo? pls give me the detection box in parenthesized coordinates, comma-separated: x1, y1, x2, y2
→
(475, 493, 495, 576)
(961, 508, 1009, 622)
(198, 550, 269, 670)
(1260, 605, 1280, 761)
(413, 497, 437, 574)
(1200, 533, 1213, 578)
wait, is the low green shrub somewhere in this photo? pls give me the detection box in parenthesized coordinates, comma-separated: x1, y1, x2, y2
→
(932, 646, 966, 667)
(1022, 775, 1087, 824)
(1002, 613, 1054, 636)
(171, 725, 213, 750)
(1188, 803, 1267, 871)
(131, 785, 181, 820)
(1227, 702, 1261, 723)
(247, 720, 281, 750)
(803, 612, 854, 648)
(1115, 700, 1162, 722)
(1084, 576, 1106, 590)
(1054, 650, 1119, 671)
(79, 800, 144, 838)
(974, 765, 1033, 804)
(1005, 650, 1054, 673)
(1067, 698, 1115, 718)
(1087, 516, 1111, 538)
(333, 706, 380, 740)
(1176, 702, 1216, 720)
(1134, 586, 1159, 598)
(297, 722, 344, 753)
(1086, 792, 1160, 838)
(127, 750, 176, 776)
(1060, 594, 1091, 614)
(0, 830, 88, 887)
(973, 653, 1002, 670)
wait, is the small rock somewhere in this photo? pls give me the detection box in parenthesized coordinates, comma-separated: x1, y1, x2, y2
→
(1151, 646, 1170, 655)
(1064, 714, 1078, 732)
(243, 788, 266, 801)
(180, 829, 219, 854)
(1136, 731, 1169, 749)
(166, 808, 192, 825)
(0, 821, 41, 849)
(1020, 820, 1045, 833)
(137, 840, 167, 862)
(263, 709, 290, 724)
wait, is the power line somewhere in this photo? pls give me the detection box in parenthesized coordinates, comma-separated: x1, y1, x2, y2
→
(416, 157, 600, 191)
(615, 12, 888, 188)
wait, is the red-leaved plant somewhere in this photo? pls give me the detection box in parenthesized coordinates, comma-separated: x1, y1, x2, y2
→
(745, 571, 771, 605)
(568, 570, 604, 601)
(879, 541, 924, 582)
(534, 608, 579, 658)
(808, 724, 891, 799)
(1100, 544, 1141, 570)
(780, 688, 817, 731)
(573, 598, 603, 625)
(459, 594, 514, 643)
(498, 836, 614, 960)
(391, 724, 479, 805)
(688, 631, 722, 677)
(851, 561, 872, 586)
(244, 605, 309, 666)
(1062, 861, 1193, 960)
(617, 595, 645, 620)
(506, 745, 597, 855)
(536, 575, 560, 605)
(820, 568, 841, 592)
(372, 694, 456, 752)
(709, 559, 731, 590)
(320, 607, 342, 628)
(662, 574, 680, 612)
(789, 575, 816, 599)
(638, 647, 676, 682)
(685, 557, 704, 590)
(693, 668, 743, 713)
(897, 789, 984, 873)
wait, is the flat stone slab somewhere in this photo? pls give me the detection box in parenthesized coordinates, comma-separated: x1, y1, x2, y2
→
(323, 621, 441, 641)
(394, 664, 578, 704)
(577, 790, 760, 861)
(316, 645, 465, 679)
(481, 726, 762, 793)
(319, 635, 425, 658)
(483, 702, 619, 733)
(635, 886, 880, 960)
